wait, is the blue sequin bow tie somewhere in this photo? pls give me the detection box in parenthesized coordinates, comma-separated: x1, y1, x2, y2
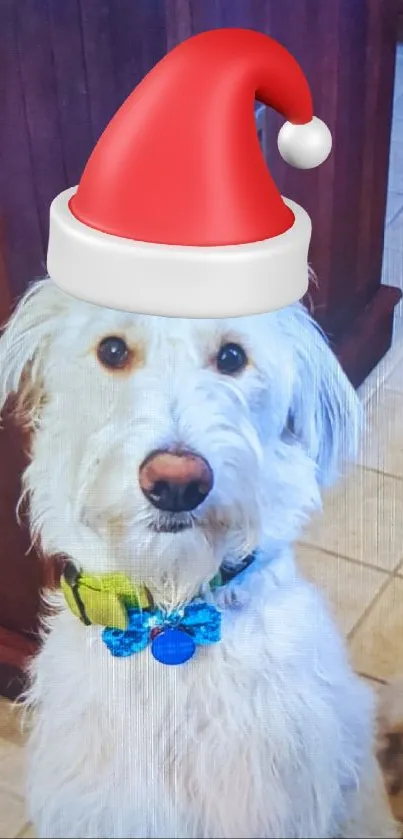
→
(103, 600, 221, 665)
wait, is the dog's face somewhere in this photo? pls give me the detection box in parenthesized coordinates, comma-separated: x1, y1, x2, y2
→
(0, 280, 359, 601)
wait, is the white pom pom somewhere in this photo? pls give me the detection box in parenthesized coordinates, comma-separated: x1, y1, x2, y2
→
(277, 116, 332, 169)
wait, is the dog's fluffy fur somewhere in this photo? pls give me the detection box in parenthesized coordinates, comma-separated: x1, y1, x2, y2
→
(0, 279, 397, 838)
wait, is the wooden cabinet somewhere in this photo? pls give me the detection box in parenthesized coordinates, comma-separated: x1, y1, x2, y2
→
(0, 0, 401, 696)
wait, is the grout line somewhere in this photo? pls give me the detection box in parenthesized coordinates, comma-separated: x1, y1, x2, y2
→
(15, 822, 31, 839)
(386, 204, 403, 228)
(357, 671, 387, 685)
(355, 464, 403, 484)
(386, 199, 403, 228)
(345, 461, 403, 484)
(0, 786, 25, 803)
(299, 540, 401, 575)
(347, 574, 393, 641)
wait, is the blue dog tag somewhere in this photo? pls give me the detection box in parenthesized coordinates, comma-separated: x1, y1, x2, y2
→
(151, 627, 196, 665)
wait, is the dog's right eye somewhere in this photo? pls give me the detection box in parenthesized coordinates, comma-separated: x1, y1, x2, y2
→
(216, 342, 248, 375)
(97, 336, 130, 370)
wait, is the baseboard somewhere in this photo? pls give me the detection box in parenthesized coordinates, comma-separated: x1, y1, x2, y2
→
(335, 284, 402, 388)
(0, 626, 38, 700)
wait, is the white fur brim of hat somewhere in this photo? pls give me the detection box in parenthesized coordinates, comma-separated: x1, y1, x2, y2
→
(47, 188, 312, 319)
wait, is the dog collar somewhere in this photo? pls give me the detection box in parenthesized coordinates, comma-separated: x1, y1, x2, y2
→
(61, 555, 255, 667)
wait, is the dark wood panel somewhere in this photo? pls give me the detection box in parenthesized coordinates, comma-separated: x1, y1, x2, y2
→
(78, 0, 119, 143)
(0, 407, 43, 638)
(327, 0, 368, 318)
(164, 0, 192, 49)
(109, 0, 166, 102)
(15, 0, 67, 254)
(0, 626, 38, 700)
(76, 0, 166, 145)
(336, 285, 402, 388)
(47, 0, 94, 185)
(0, 0, 45, 299)
(260, 0, 397, 339)
(0, 219, 12, 324)
(259, 0, 340, 327)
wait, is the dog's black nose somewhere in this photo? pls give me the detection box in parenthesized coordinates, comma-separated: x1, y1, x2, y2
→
(139, 450, 213, 513)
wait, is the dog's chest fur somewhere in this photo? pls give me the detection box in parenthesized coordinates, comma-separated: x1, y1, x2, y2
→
(26, 557, 373, 839)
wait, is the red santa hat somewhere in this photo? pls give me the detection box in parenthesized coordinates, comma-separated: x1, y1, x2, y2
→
(47, 28, 331, 318)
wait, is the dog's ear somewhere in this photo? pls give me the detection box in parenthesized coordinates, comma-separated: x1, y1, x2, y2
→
(0, 279, 64, 429)
(284, 304, 361, 487)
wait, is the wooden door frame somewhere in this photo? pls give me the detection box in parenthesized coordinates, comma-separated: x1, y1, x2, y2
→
(0, 219, 40, 700)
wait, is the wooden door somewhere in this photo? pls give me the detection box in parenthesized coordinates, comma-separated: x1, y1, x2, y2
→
(165, 0, 401, 384)
(0, 0, 401, 696)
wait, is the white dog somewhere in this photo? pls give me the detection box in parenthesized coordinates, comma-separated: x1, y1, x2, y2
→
(0, 279, 397, 838)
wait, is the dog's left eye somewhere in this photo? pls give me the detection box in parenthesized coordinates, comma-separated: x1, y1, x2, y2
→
(216, 342, 248, 375)
(97, 336, 130, 369)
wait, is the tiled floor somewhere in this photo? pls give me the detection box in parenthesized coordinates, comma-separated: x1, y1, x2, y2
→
(297, 305, 403, 682)
(3, 41, 403, 839)
(0, 698, 32, 837)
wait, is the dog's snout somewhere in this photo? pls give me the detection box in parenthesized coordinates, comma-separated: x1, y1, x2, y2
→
(139, 450, 213, 513)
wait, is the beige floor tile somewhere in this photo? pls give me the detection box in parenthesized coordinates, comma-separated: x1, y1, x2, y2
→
(0, 789, 28, 838)
(385, 191, 403, 226)
(0, 699, 26, 746)
(301, 466, 403, 571)
(389, 792, 403, 829)
(394, 45, 403, 101)
(0, 738, 26, 797)
(357, 388, 403, 477)
(296, 544, 388, 636)
(350, 576, 403, 680)
(383, 205, 403, 251)
(388, 358, 403, 392)
(358, 315, 403, 404)
(388, 141, 403, 194)
(18, 824, 36, 838)
(382, 248, 403, 319)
